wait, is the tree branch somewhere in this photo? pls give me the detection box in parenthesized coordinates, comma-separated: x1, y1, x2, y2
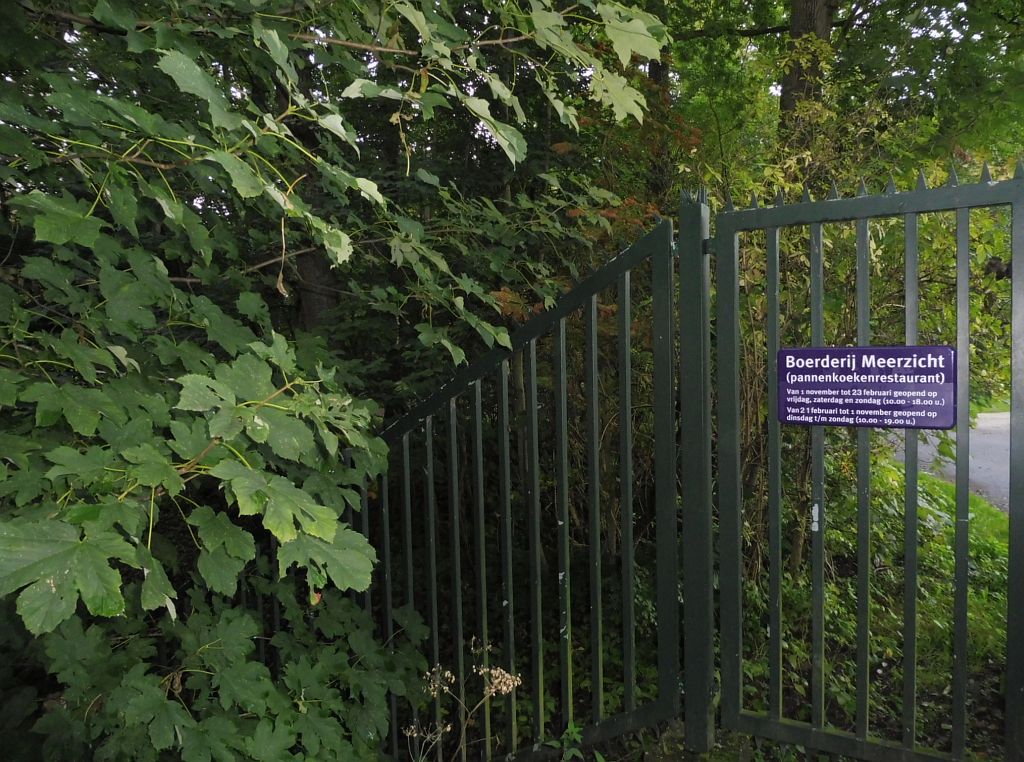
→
(675, 19, 848, 41)
(288, 32, 417, 56)
(454, 34, 532, 50)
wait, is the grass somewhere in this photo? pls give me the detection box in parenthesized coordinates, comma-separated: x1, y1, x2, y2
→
(973, 396, 1011, 414)
(918, 469, 1008, 546)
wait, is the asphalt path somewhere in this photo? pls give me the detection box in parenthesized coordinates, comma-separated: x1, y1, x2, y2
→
(896, 412, 1010, 511)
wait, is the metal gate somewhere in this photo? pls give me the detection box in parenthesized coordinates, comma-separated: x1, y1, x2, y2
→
(373, 219, 696, 759)
(368, 170, 1024, 760)
(714, 171, 1024, 760)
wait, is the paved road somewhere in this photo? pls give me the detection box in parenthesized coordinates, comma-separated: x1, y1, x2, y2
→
(897, 412, 1010, 511)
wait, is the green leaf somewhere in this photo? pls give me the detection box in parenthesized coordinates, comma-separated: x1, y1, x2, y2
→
(237, 292, 270, 325)
(262, 475, 337, 543)
(176, 374, 236, 412)
(209, 461, 267, 515)
(416, 168, 440, 186)
(182, 716, 245, 762)
(598, 4, 665, 67)
(105, 177, 139, 237)
(214, 354, 276, 402)
(156, 49, 242, 130)
(215, 660, 273, 712)
(92, 0, 137, 31)
(245, 719, 295, 761)
(169, 418, 210, 460)
(45, 445, 112, 485)
(188, 506, 256, 561)
(118, 671, 196, 750)
(22, 384, 120, 436)
(461, 96, 527, 164)
(208, 405, 245, 440)
(530, 3, 565, 37)
(0, 521, 128, 633)
(318, 113, 358, 152)
(207, 151, 263, 198)
(0, 367, 24, 407)
(277, 526, 376, 592)
(248, 333, 297, 374)
(395, 2, 432, 43)
(138, 548, 177, 619)
(255, 24, 298, 83)
(590, 66, 645, 123)
(10, 191, 106, 247)
(261, 408, 315, 462)
(355, 177, 385, 206)
(61, 386, 106, 435)
(210, 464, 335, 543)
(16, 568, 77, 635)
(122, 443, 184, 495)
(310, 217, 353, 265)
(197, 546, 246, 596)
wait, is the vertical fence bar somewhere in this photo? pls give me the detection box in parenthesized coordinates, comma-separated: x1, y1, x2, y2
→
(554, 317, 574, 730)
(380, 477, 398, 755)
(717, 218, 743, 725)
(403, 433, 420, 757)
(525, 339, 544, 742)
(471, 380, 491, 758)
(361, 483, 371, 616)
(855, 215, 872, 741)
(765, 218, 783, 723)
(652, 221, 680, 712)
(344, 450, 357, 606)
(810, 221, 826, 730)
(1008, 199, 1024, 762)
(498, 361, 517, 752)
(271, 537, 282, 676)
(902, 210, 920, 750)
(618, 270, 636, 713)
(681, 192, 714, 749)
(255, 571, 266, 665)
(584, 295, 604, 723)
(425, 418, 442, 755)
(403, 434, 415, 611)
(951, 207, 970, 757)
(447, 401, 467, 761)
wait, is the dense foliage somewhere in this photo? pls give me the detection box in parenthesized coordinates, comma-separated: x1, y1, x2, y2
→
(0, 0, 667, 757)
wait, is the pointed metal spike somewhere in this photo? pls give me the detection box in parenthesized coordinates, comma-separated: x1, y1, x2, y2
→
(749, 192, 759, 209)
(885, 174, 897, 195)
(1015, 159, 1024, 180)
(828, 180, 839, 200)
(948, 163, 959, 187)
(725, 190, 735, 211)
(775, 188, 785, 206)
(981, 162, 992, 183)
(857, 178, 868, 196)
(801, 186, 812, 203)
(916, 170, 928, 191)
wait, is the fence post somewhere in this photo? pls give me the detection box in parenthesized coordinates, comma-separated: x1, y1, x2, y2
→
(679, 189, 715, 751)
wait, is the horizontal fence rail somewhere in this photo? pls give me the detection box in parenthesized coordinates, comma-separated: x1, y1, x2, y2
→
(716, 172, 1024, 761)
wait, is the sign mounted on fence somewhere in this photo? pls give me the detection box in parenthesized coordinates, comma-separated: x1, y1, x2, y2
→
(778, 346, 956, 429)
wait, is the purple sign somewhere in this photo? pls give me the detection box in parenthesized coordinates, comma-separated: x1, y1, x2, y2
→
(778, 346, 955, 429)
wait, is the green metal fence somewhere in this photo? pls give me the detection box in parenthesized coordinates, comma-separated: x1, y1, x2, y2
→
(716, 171, 1024, 761)
(365, 171, 1024, 760)
(371, 216, 708, 759)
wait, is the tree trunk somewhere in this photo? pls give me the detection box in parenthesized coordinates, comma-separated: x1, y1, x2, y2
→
(780, 0, 837, 115)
